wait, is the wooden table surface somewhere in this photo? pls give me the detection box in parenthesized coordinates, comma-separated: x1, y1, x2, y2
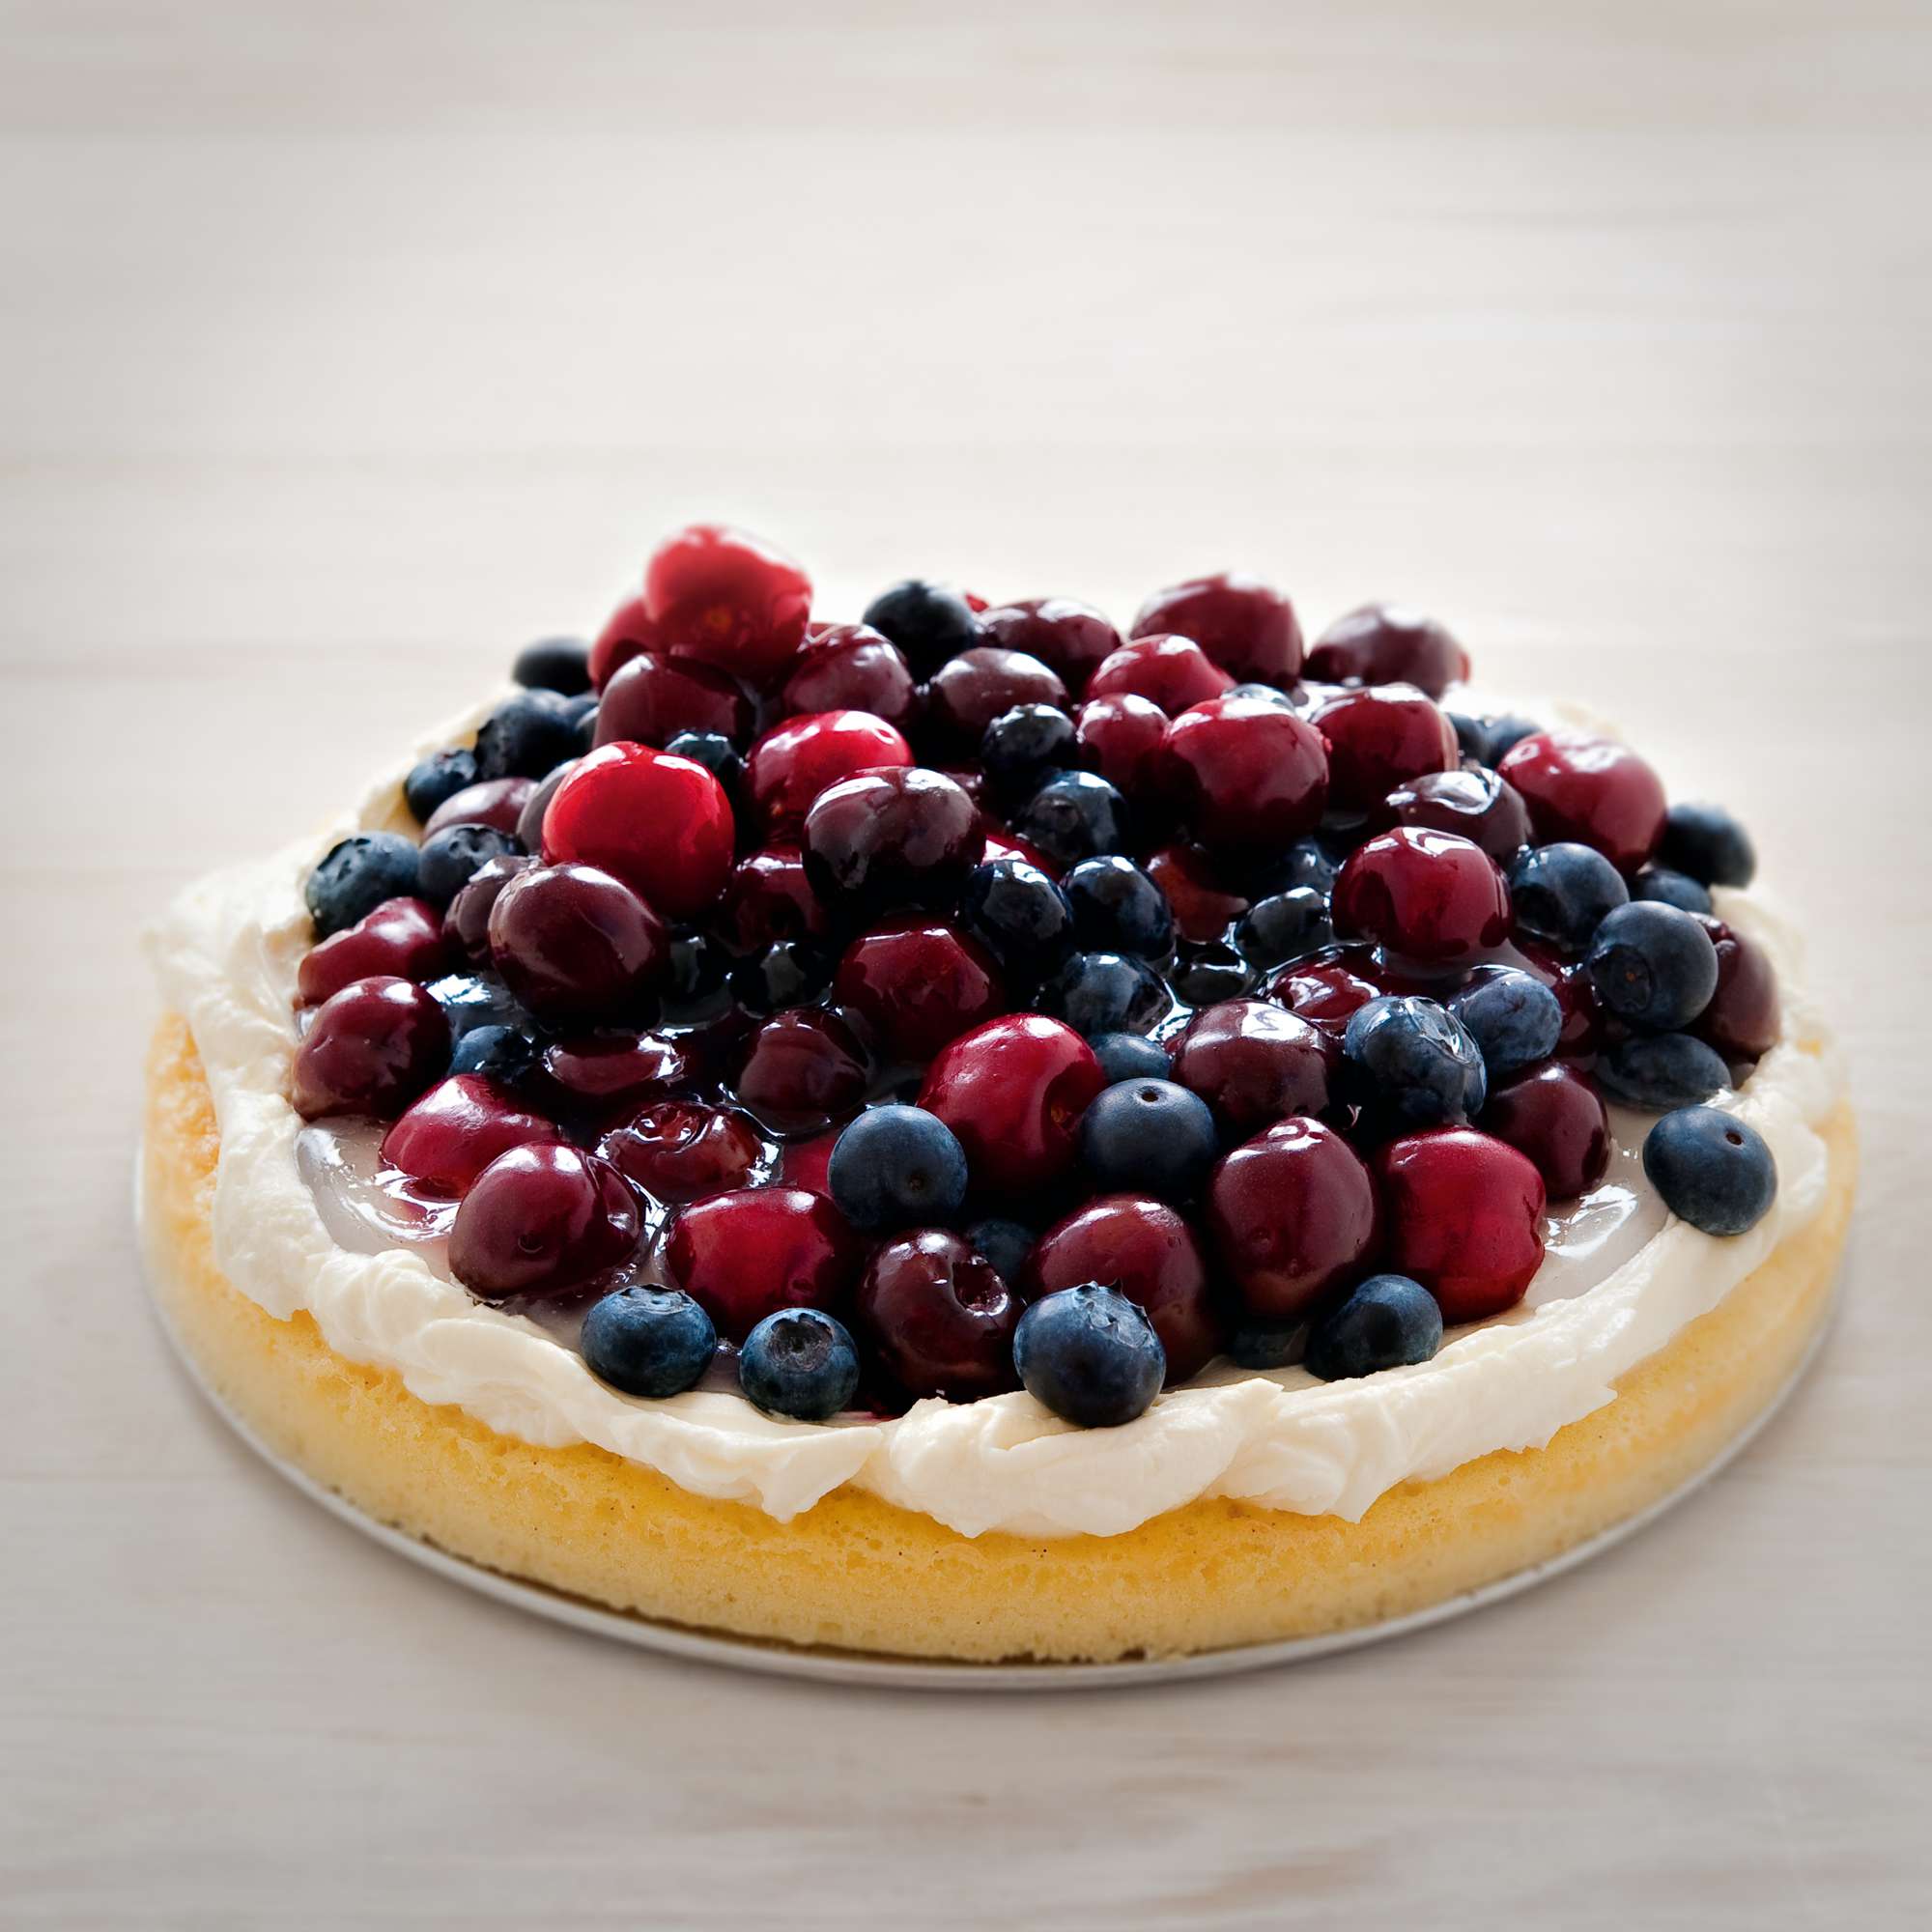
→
(4, 2, 1928, 1924)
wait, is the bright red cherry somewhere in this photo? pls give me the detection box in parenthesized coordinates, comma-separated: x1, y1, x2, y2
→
(1331, 827, 1512, 966)
(1379, 766, 1531, 861)
(1481, 1064, 1610, 1201)
(1376, 1128, 1546, 1322)
(642, 523, 812, 685)
(540, 1029, 694, 1111)
(1147, 842, 1248, 945)
(800, 767, 981, 917)
(298, 896, 448, 1006)
(1162, 696, 1328, 851)
(730, 1006, 870, 1135)
(1305, 603, 1468, 698)
(923, 647, 1066, 751)
(779, 1128, 839, 1195)
(716, 846, 833, 951)
(1168, 998, 1333, 1134)
(1075, 694, 1169, 799)
(780, 624, 917, 728)
(976, 598, 1122, 697)
(745, 709, 913, 835)
(917, 1014, 1106, 1197)
(1498, 731, 1667, 875)
(442, 855, 535, 966)
(1268, 950, 1384, 1037)
(380, 1074, 563, 1196)
(424, 777, 534, 839)
(663, 1186, 861, 1341)
(1312, 683, 1459, 815)
(597, 1100, 769, 1203)
(856, 1230, 1023, 1402)
(833, 922, 1006, 1062)
(593, 651, 751, 749)
(589, 592, 663, 691)
(1206, 1117, 1379, 1321)
(292, 976, 449, 1121)
(1695, 918, 1780, 1062)
(1086, 635, 1234, 716)
(487, 862, 667, 1022)
(448, 1145, 641, 1301)
(1131, 573, 1303, 683)
(542, 742, 735, 917)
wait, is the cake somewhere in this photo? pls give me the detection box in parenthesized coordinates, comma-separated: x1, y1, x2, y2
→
(142, 523, 1855, 1666)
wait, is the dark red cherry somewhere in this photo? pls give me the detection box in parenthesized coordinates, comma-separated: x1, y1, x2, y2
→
(541, 742, 735, 917)
(833, 922, 1006, 1063)
(716, 846, 834, 951)
(1086, 635, 1234, 716)
(779, 1127, 840, 1196)
(1497, 731, 1667, 875)
(1147, 842, 1249, 945)
(1305, 603, 1468, 698)
(730, 1007, 870, 1135)
(1163, 696, 1329, 851)
(745, 709, 913, 835)
(780, 624, 917, 728)
(800, 767, 980, 917)
(589, 592, 662, 691)
(424, 777, 535, 839)
(448, 1145, 640, 1301)
(1130, 573, 1303, 683)
(593, 650, 752, 749)
(1694, 917, 1780, 1062)
(292, 976, 449, 1121)
(540, 1029, 694, 1111)
(442, 855, 535, 966)
(976, 598, 1122, 698)
(1510, 939, 1606, 1057)
(1311, 683, 1459, 815)
(917, 1014, 1106, 1196)
(597, 1100, 769, 1203)
(487, 862, 667, 1022)
(1379, 766, 1531, 861)
(1168, 998, 1333, 1134)
(642, 523, 812, 685)
(1331, 828, 1512, 967)
(1481, 1063, 1610, 1201)
(1268, 950, 1384, 1037)
(856, 1230, 1023, 1402)
(1376, 1128, 1546, 1322)
(663, 1186, 861, 1342)
(380, 1074, 563, 1196)
(923, 647, 1066, 751)
(1075, 694, 1169, 799)
(298, 896, 448, 1006)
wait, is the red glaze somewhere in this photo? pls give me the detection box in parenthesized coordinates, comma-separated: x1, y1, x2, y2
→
(424, 777, 535, 839)
(1162, 696, 1329, 851)
(1206, 1117, 1380, 1321)
(597, 1100, 768, 1203)
(442, 855, 535, 967)
(1168, 998, 1333, 1134)
(923, 646, 1067, 750)
(380, 1074, 563, 1196)
(487, 862, 667, 1022)
(1331, 827, 1513, 967)
(1497, 730, 1667, 875)
(292, 976, 449, 1122)
(1481, 1064, 1610, 1201)
(1130, 573, 1304, 683)
(976, 598, 1122, 697)
(856, 1230, 1023, 1402)
(593, 650, 752, 749)
(1376, 1128, 1547, 1322)
(642, 523, 812, 685)
(542, 742, 735, 917)
(298, 896, 448, 1007)
(780, 624, 917, 728)
(1074, 694, 1169, 799)
(1086, 635, 1235, 716)
(717, 846, 834, 951)
(664, 1187, 861, 1341)
(589, 592, 663, 692)
(800, 767, 982, 915)
(745, 709, 914, 835)
(1311, 683, 1459, 815)
(917, 1014, 1107, 1197)
(833, 922, 1006, 1063)
(1695, 917, 1780, 1062)
(1268, 950, 1384, 1037)
(1379, 766, 1531, 861)
(1147, 842, 1249, 944)
(1305, 603, 1468, 698)
(540, 1029, 694, 1110)
(730, 1006, 871, 1135)
(448, 1145, 641, 1300)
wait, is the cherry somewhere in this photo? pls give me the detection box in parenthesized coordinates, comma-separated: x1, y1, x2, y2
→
(779, 1127, 839, 1195)
(730, 1006, 870, 1135)
(1162, 696, 1329, 851)
(717, 846, 834, 951)
(442, 855, 534, 966)
(833, 921, 1006, 1063)
(663, 1186, 861, 1341)
(1311, 684, 1459, 815)
(923, 647, 1066, 751)
(642, 523, 812, 685)
(588, 592, 662, 691)
(976, 598, 1122, 698)
(1268, 950, 1384, 1037)
(780, 623, 917, 728)
(597, 1100, 769, 1203)
(593, 650, 751, 749)
(980, 828, 1060, 874)
(541, 742, 735, 918)
(1305, 603, 1468, 698)
(292, 976, 449, 1121)
(487, 862, 667, 1022)
(540, 1029, 695, 1111)
(1510, 939, 1606, 1056)
(1086, 635, 1234, 716)
(1331, 828, 1512, 966)
(1074, 693, 1169, 799)
(1498, 731, 1667, 875)
(1205, 1117, 1379, 1321)
(424, 777, 535, 839)
(800, 766, 980, 917)
(745, 709, 914, 835)
(917, 1014, 1106, 1196)
(1379, 766, 1531, 861)
(380, 1074, 563, 1196)
(1695, 917, 1780, 1062)
(1146, 842, 1248, 945)
(298, 896, 448, 1007)
(1376, 1127, 1546, 1322)
(1481, 1063, 1610, 1201)
(1168, 998, 1333, 1134)
(1130, 573, 1303, 683)
(448, 1145, 641, 1301)
(856, 1230, 1023, 1402)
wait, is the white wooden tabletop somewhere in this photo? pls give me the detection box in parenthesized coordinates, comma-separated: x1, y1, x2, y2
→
(4, 2, 1928, 1924)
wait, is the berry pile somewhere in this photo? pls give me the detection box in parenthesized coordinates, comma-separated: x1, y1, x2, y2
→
(292, 524, 1782, 1430)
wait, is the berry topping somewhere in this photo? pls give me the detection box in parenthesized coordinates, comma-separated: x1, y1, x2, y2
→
(1331, 827, 1512, 966)
(1013, 1286, 1166, 1428)
(449, 1022, 542, 1092)
(447, 1145, 640, 1300)
(643, 523, 812, 684)
(473, 690, 582, 781)
(1078, 1079, 1219, 1202)
(1305, 604, 1466, 698)
(1482, 1062, 1610, 1200)
(1583, 901, 1719, 1033)
(664, 1187, 861, 1342)
(1130, 572, 1303, 684)
(1631, 866, 1713, 915)
(1497, 730, 1667, 874)
(1086, 634, 1235, 715)
(827, 1104, 971, 1232)
(855, 1230, 1021, 1402)
(1379, 766, 1531, 861)
(593, 651, 752, 750)
(597, 1099, 768, 1203)
(730, 940, 834, 1016)
(1304, 1272, 1445, 1381)
(1311, 683, 1460, 814)
(1036, 950, 1169, 1037)
(781, 623, 917, 728)
(1447, 969, 1564, 1081)
(957, 858, 1076, 982)
(861, 579, 980, 677)
(719, 845, 834, 951)
(512, 637, 592, 696)
(1169, 943, 1258, 1007)
(1659, 803, 1756, 890)
(1010, 769, 1133, 868)
(1169, 997, 1331, 1134)
(404, 749, 479, 823)
(1146, 842, 1249, 945)
(746, 709, 914, 835)
(416, 823, 520, 909)
(588, 593, 662, 691)
(1642, 1106, 1777, 1236)
(980, 703, 1079, 804)
(1091, 1031, 1172, 1085)
(580, 1286, 716, 1399)
(305, 832, 422, 938)
(1375, 1128, 1546, 1322)
(1235, 887, 1332, 967)
(292, 976, 449, 1121)
(1164, 698, 1330, 855)
(1506, 840, 1630, 951)
(1062, 856, 1173, 959)
(1342, 995, 1488, 1125)
(977, 598, 1122, 696)
(516, 764, 579, 853)
(800, 766, 980, 918)
(918, 1014, 1106, 1197)
(1073, 692, 1169, 798)
(424, 776, 536, 839)
(739, 1307, 863, 1420)
(1595, 1033, 1730, 1112)
(925, 647, 1067, 751)
(298, 895, 448, 1007)
(833, 921, 1005, 1061)
(541, 742, 735, 918)
(487, 862, 667, 1022)
(1269, 951, 1384, 1037)
(731, 1006, 871, 1136)
(1696, 919, 1780, 1062)
(380, 1074, 564, 1195)
(540, 1029, 694, 1111)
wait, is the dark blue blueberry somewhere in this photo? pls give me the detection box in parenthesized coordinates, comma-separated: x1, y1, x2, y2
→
(427, 972, 528, 1038)
(1447, 711, 1492, 764)
(1078, 1079, 1219, 1200)
(581, 1286, 716, 1398)
(730, 941, 833, 1016)
(980, 703, 1078, 803)
(1236, 887, 1333, 967)
(1036, 950, 1170, 1037)
(1228, 1321, 1303, 1370)
(1632, 866, 1713, 915)
(664, 927, 729, 1011)
(1168, 942, 1257, 1007)
(1641, 1105, 1777, 1236)
(1448, 970, 1564, 1082)
(968, 1217, 1036, 1285)
(1014, 1286, 1166, 1428)
(958, 859, 1076, 981)
(1508, 841, 1630, 951)
(1010, 770, 1131, 868)
(739, 1307, 863, 1420)
(1342, 994, 1487, 1125)
(861, 578, 980, 677)
(417, 823, 521, 907)
(1091, 1032, 1172, 1085)
(1484, 715, 1541, 761)
(1584, 901, 1719, 1032)
(826, 1104, 970, 1232)
(1304, 1274, 1444, 1381)
(403, 747, 479, 823)
(305, 832, 422, 937)
(449, 1023, 543, 1091)
(665, 729, 748, 796)
(1254, 839, 1339, 897)
(473, 689, 582, 781)
(1660, 802, 1756, 890)
(568, 694, 601, 754)
(1063, 856, 1173, 960)
(1595, 1033, 1730, 1111)
(511, 636, 592, 696)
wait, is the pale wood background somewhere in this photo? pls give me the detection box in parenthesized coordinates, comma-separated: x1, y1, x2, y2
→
(3, 1, 1928, 1925)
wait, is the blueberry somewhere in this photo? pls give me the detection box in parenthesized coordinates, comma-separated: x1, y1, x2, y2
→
(1254, 839, 1339, 898)
(305, 832, 422, 937)
(427, 972, 528, 1039)
(473, 690, 582, 781)
(1343, 994, 1487, 1124)
(1091, 1032, 1172, 1085)
(1304, 1273, 1444, 1380)
(1227, 1321, 1304, 1370)
(570, 696, 601, 755)
(581, 1286, 716, 1398)
(1236, 888, 1333, 967)
(861, 579, 980, 677)
(1079, 1079, 1219, 1200)
(1632, 866, 1713, 915)
(730, 941, 833, 1016)
(1508, 841, 1630, 951)
(403, 747, 479, 823)
(1584, 901, 1719, 1032)
(1010, 770, 1131, 868)
(665, 729, 747, 799)
(449, 1023, 543, 1091)
(417, 823, 521, 907)
(1449, 969, 1563, 1081)
(1595, 1033, 1730, 1111)
(980, 703, 1077, 802)
(1447, 711, 1492, 764)
(967, 1217, 1035, 1285)
(664, 928, 729, 1011)
(511, 636, 592, 696)
(1036, 950, 1170, 1037)
(1063, 856, 1173, 959)
(1484, 715, 1541, 761)
(827, 1104, 970, 1231)
(1013, 1285, 1166, 1428)
(958, 859, 1076, 981)
(739, 1308, 862, 1420)
(1168, 942, 1258, 1007)
(1660, 802, 1755, 890)
(1641, 1106, 1777, 1236)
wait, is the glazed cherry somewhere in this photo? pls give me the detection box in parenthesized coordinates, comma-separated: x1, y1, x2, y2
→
(800, 767, 980, 917)
(642, 523, 812, 685)
(1074, 694, 1169, 799)
(1268, 950, 1385, 1037)
(1305, 603, 1468, 698)
(1498, 730, 1667, 874)
(1130, 572, 1303, 683)
(779, 1127, 839, 1195)
(292, 976, 449, 1121)
(448, 1145, 641, 1301)
(380, 1073, 563, 1195)
(1311, 683, 1459, 815)
(487, 862, 667, 1022)
(663, 1186, 861, 1342)
(1331, 828, 1512, 967)
(1379, 766, 1531, 861)
(780, 624, 917, 729)
(1168, 998, 1333, 1135)
(424, 777, 535, 839)
(1145, 842, 1248, 945)
(977, 598, 1122, 698)
(593, 651, 751, 749)
(541, 742, 735, 918)
(923, 647, 1066, 751)
(730, 1007, 870, 1136)
(298, 896, 448, 1006)
(441, 855, 534, 966)
(1205, 1117, 1380, 1322)
(833, 922, 1006, 1063)
(745, 709, 914, 835)
(588, 592, 663, 692)
(717, 846, 834, 951)
(1163, 696, 1329, 851)
(856, 1230, 1023, 1402)
(1695, 917, 1780, 1062)
(597, 1100, 769, 1203)
(1509, 938, 1607, 1057)
(1086, 635, 1234, 716)
(541, 1029, 694, 1111)
(1376, 1128, 1546, 1322)
(917, 1014, 1107, 1197)
(1481, 1063, 1610, 1201)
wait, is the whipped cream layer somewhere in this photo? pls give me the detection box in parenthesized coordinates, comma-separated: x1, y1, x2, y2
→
(146, 701, 1845, 1539)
